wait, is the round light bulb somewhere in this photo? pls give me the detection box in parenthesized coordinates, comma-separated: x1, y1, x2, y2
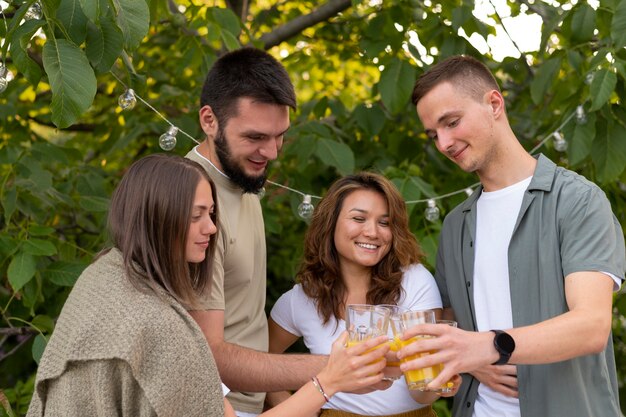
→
(553, 131, 568, 152)
(424, 199, 440, 222)
(0, 67, 8, 93)
(297, 195, 315, 220)
(25, 2, 43, 20)
(159, 126, 178, 151)
(118, 89, 137, 110)
(575, 105, 587, 125)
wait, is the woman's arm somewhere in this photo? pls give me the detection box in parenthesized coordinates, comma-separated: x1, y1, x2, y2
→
(259, 332, 389, 417)
(266, 318, 305, 409)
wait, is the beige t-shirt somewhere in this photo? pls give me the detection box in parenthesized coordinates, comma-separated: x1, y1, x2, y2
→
(187, 147, 269, 414)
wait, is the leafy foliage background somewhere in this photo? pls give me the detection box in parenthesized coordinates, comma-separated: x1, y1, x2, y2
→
(1, 0, 625, 415)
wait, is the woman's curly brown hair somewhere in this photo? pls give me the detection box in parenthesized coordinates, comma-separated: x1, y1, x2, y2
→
(297, 172, 425, 324)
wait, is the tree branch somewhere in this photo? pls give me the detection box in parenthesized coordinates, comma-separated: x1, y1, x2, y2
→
(258, 0, 352, 49)
(0, 333, 34, 364)
(0, 326, 37, 336)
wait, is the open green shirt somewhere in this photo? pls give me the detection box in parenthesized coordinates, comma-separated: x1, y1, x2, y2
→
(435, 154, 625, 417)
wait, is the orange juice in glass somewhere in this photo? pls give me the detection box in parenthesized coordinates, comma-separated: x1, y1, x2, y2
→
(379, 305, 408, 370)
(345, 304, 391, 369)
(395, 309, 441, 390)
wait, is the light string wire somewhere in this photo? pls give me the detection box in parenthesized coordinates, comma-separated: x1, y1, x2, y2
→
(110, 73, 582, 211)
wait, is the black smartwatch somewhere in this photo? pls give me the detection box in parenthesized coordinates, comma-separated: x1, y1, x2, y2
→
(491, 330, 515, 365)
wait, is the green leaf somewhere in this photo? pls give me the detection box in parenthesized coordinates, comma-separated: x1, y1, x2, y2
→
(589, 69, 617, 111)
(44, 260, 86, 286)
(284, 135, 316, 161)
(611, 0, 626, 48)
(2, 186, 17, 224)
(32, 315, 56, 333)
(41, 0, 62, 15)
(379, 59, 417, 115)
(315, 138, 355, 176)
(57, 0, 89, 44)
(28, 164, 53, 191)
(0, 145, 21, 165)
(86, 17, 124, 73)
(43, 39, 97, 128)
(29, 225, 56, 236)
(8, 252, 37, 292)
(571, 3, 596, 42)
(591, 120, 626, 183)
(615, 59, 626, 81)
(530, 57, 561, 105)
(0, 236, 18, 257)
(23, 238, 57, 256)
(568, 113, 596, 166)
(221, 30, 240, 51)
(79, 0, 108, 22)
(212, 7, 241, 36)
(113, 0, 149, 49)
(9, 19, 44, 85)
(79, 195, 110, 211)
(354, 104, 386, 138)
(32, 334, 48, 364)
(451, 5, 472, 31)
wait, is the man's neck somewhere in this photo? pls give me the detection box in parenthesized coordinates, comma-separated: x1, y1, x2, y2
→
(197, 141, 219, 167)
(478, 143, 536, 192)
(195, 141, 229, 180)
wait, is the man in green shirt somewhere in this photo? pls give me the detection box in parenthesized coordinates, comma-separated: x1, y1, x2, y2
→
(399, 55, 624, 417)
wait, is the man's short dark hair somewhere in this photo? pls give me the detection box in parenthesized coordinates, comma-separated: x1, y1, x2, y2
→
(412, 55, 500, 105)
(200, 47, 296, 126)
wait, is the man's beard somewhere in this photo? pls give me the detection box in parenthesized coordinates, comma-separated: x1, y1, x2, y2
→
(214, 128, 267, 194)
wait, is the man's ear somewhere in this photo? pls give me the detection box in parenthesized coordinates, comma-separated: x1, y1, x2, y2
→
(199, 105, 219, 138)
(486, 90, 506, 119)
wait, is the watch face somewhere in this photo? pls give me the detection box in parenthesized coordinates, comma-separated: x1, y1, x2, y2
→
(496, 331, 515, 353)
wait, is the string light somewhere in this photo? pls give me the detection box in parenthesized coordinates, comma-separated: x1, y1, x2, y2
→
(118, 89, 137, 110)
(159, 126, 178, 151)
(424, 199, 440, 222)
(109, 75, 585, 221)
(552, 131, 567, 152)
(24, 2, 42, 20)
(0, 64, 8, 93)
(297, 195, 315, 220)
(575, 105, 587, 125)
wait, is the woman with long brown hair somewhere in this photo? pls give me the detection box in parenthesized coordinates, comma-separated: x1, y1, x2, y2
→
(269, 172, 460, 417)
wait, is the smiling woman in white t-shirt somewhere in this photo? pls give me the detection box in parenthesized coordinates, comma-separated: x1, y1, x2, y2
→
(268, 172, 461, 417)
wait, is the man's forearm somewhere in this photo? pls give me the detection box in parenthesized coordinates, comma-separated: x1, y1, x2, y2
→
(210, 340, 328, 392)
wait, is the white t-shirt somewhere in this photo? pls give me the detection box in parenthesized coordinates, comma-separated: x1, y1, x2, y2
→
(472, 178, 530, 417)
(270, 264, 442, 416)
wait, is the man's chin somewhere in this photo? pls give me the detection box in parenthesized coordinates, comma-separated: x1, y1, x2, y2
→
(233, 172, 267, 194)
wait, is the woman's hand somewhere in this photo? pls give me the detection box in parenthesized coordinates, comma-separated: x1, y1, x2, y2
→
(315, 331, 390, 397)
